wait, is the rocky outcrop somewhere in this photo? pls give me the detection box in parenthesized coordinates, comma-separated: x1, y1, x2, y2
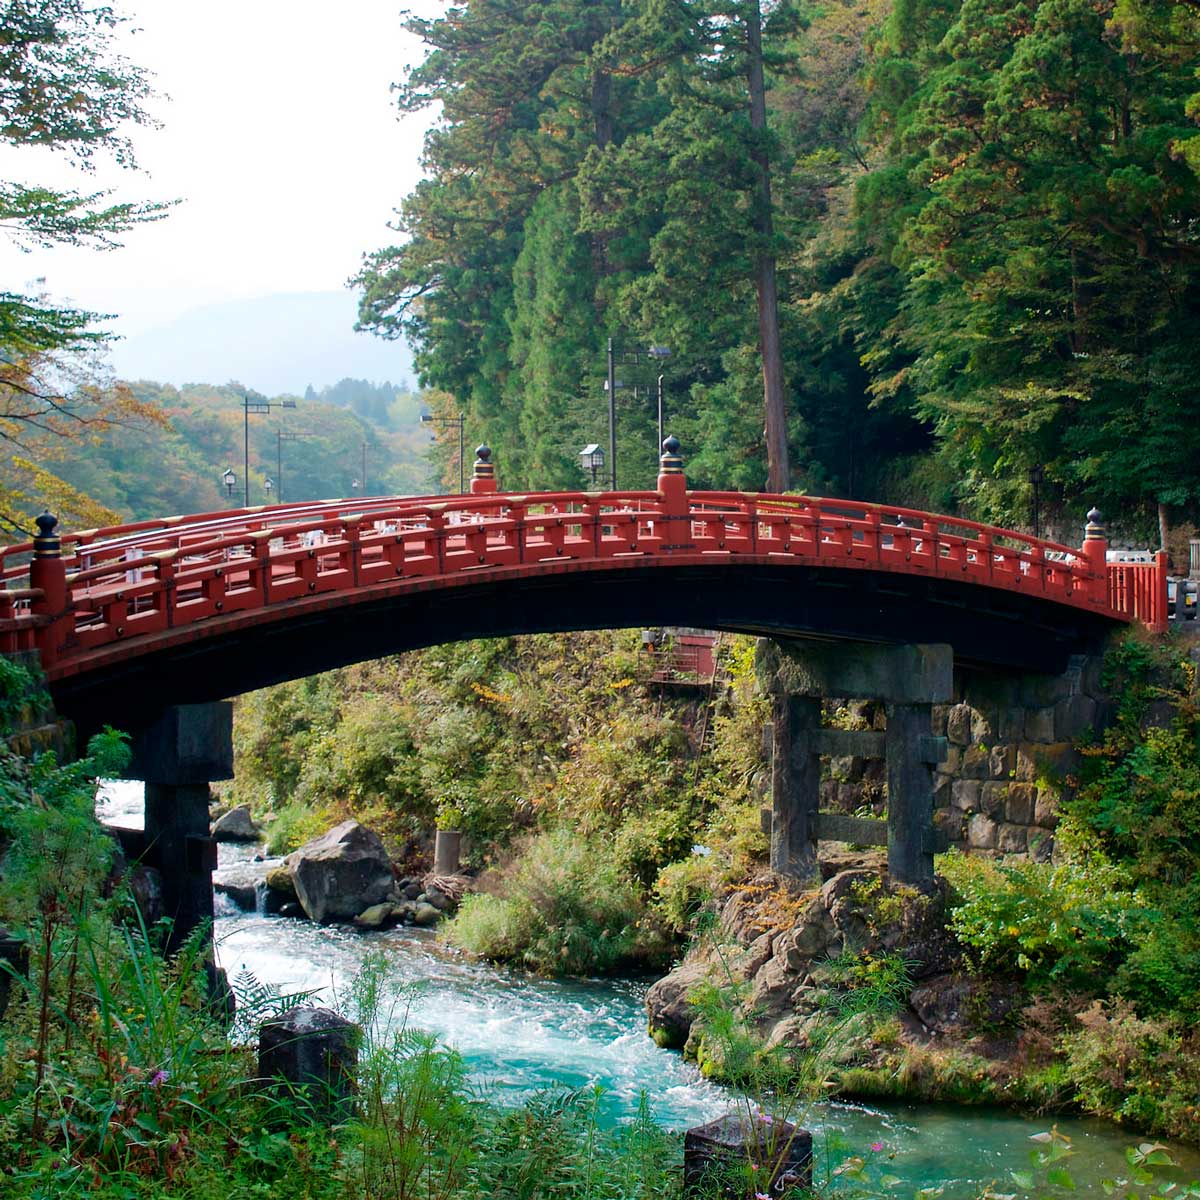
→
(211, 804, 259, 842)
(286, 821, 394, 924)
(647, 866, 958, 1056)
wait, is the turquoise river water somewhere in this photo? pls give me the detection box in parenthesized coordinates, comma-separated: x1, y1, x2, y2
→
(99, 782, 1200, 1197)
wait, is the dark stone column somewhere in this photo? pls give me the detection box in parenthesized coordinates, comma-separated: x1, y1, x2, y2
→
(885, 703, 936, 888)
(770, 694, 821, 880)
(131, 703, 233, 954)
(683, 1112, 813, 1198)
(258, 1006, 359, 1123)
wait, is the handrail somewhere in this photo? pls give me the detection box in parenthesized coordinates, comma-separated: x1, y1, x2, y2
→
(0, 466, 1161, 675)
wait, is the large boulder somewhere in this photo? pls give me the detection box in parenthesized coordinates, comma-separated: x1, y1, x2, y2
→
(646, 957, 717, 1049)
(286, 821, 394, 924)
(211, 804, 259, 842)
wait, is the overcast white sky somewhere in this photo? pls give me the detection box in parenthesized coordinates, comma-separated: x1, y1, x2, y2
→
(0, 0, 433, 336)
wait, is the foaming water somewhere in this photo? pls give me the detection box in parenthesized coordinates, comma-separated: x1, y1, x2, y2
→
(216, 910, 1200, 1195)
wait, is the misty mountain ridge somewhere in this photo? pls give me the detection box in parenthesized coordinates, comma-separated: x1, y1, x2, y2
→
(105, 291, 413, 396)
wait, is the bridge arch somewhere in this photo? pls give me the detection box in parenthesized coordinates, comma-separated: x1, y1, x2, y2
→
(0, 441, 1160, 738)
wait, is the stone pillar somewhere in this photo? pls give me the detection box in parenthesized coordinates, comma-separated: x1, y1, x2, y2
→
(130, 702, 233, 954)
(885, 703, 936, 888)
(433, 828, 461, 875)
(258, 1006, 359, 1123)
(758, 639, 951, 886)
(683, 1112, 813, 1198)
(770, 694, 820, 881)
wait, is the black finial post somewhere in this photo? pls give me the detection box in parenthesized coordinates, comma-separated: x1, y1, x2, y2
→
(33, 511, 60, 558)
(471, 444, 497, 494)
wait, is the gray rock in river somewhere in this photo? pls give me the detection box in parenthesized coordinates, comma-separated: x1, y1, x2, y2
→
(211, 804, 259, 842)
(411, 902, 440, 927)
(286, 820, 394, 924)
(353, 902, 399, 929)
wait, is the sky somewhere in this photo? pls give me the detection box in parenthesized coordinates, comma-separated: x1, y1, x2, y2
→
(0, 0, 434, 339)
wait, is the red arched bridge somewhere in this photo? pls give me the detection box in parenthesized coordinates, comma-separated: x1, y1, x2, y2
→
(0, 441, 1167, 736)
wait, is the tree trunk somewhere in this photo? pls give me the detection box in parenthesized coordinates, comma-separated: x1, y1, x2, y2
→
(745, 0, 789, 493)
(1158, 502, 1169, 556)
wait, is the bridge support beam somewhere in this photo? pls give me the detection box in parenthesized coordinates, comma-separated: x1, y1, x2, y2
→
(770, 694, 821, 882)
(758, 640, 952, 889)
(130, 703, 233, 954)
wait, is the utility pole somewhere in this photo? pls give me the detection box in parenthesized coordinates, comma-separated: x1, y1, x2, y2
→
(607, 337, 617, 490)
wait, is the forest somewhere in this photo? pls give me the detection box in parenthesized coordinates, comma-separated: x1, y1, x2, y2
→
(358, 0, 1200, 549)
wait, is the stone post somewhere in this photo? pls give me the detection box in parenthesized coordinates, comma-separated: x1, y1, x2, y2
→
(433, 828, 461, 875)
(258, 1006, 359, 1123)
(885, 704, 936, 888)
(770, 694, 820, 881)
(683, 1112, 813, 1198)
(130, 702, 233, 954)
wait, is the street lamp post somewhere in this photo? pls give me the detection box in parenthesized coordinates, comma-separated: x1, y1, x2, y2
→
(648, 346, 672, 455)
(221, 468, 236, 502)
(275, 429, 309, 505)
(263, 477, 273, 503)
(1028, 464, 1045, 539)
(421, 412, 467, 493)
(240, 391, 296, 507)
(579, 444, 604, 489)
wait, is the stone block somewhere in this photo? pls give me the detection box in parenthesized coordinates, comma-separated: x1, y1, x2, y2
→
(1028, 830, 1055, 862)
(1014, 746, 1039, 782)
(1021, 664, 1082, 708)
(980, 782, 1008, 818)
(258, 1006, 359, 1122)
(130, 702, 234, 784)
(970, 709, 994, 743)
(996, 707, 1026, 741)
(1025, 707, 1056, 743)
(760, 640, 952, 703)
(988, 744, 1015, 779)
(1034, 788, 1060, 829)
(946, 704, 973, 746)
(942, 745, 962, 775)
(967, 813, 998, 850)
(1055, 695, 1098, 741)
(931, 704, 949, 736)
(1005, 783, 1036, 826)
(684, 1113, 813, 1198)
(951, 780, 981, 812)
(933, 775, 953, 809)
(997, 823, 1028, 854)
(961, 745, 990, 779)
(933, 808, 966, 843)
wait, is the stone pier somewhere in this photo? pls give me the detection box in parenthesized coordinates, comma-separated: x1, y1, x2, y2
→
(129, 702, 233, 953)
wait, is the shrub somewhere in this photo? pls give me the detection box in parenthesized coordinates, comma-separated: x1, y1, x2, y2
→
(1061, 1001, 1200, 1140)
(938, 845, 1145, 990)
(445, 827, 666, 975)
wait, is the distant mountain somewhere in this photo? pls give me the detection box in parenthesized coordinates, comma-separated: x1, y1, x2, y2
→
(105, 291, 413, 396)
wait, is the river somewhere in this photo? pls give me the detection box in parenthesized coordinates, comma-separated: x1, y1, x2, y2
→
(98, 781, 1200, 1196)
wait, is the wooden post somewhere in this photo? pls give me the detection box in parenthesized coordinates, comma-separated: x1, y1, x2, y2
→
(29, 512, 69, 669)
(770, 694, 820, 881)
(470, 445, 497, 495)
(885, 703, 935, 888)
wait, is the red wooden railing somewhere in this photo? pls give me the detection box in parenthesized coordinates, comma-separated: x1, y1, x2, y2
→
(0, 451, 1165, 682)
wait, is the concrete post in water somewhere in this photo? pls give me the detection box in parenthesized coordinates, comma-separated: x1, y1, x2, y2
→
(433, 828, 461, 875)
(683, 1112, 813, 1198)
(470, 444, 497, 494)
(258, 1006, 359, 1123)
(131, 702, 233, 954)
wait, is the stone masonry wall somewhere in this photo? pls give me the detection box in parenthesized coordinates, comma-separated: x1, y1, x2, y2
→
(807, 650, 1112, 862)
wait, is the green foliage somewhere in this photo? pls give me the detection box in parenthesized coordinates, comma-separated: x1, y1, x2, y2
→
(445, 827, 664, 976)
(938, 846, 1144, 991)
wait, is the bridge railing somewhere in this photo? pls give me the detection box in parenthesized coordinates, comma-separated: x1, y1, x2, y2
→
(0, 448, 1164, 673)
